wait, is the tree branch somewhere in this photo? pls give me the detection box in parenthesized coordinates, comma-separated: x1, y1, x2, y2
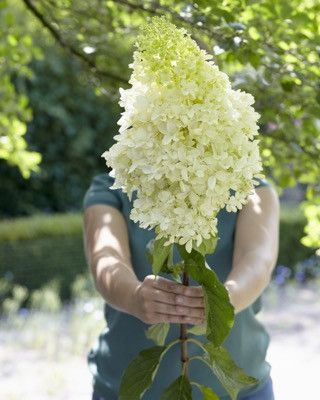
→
(113, 0, 214, 52)
(21, 0, 128, 85)
(114, 0, 210, 33)
(115, 0, 162, 16)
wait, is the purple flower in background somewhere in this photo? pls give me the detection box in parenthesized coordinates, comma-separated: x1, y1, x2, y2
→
(18, 308, 29, 317)
(295, 270, 306, 283)
(273, 265, 291, 286)
(294, 255, 320, 284)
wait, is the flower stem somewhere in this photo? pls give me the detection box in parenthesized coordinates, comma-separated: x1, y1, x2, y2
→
(180, 270, 189, 377)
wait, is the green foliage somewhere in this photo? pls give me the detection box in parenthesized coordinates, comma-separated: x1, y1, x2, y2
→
(203, 343, 258, 400)
(0, 213, 88, 301)
(301, 201, 320, 248)
(0, 235, 87, 300)
(145, 323, 170, 346)
(119, 346, 167, 400)
(0, 213, 82, 241)
(0, 0, 42, 177)
(30, 281, 62, 313)
(146, 238, 173, 275)
(1, 283, 28, 315)
(187, 324, 206, 336)
(71, 273, 97, 299)
(0, 40, 119, 216)
(193, 384, 219, 400)
(278, 205, 314, 269)
(193, 236, 219, 257)
(160, 376, 192, 400)
(178, 245, 234, 347)
(146, 237, 183, 280)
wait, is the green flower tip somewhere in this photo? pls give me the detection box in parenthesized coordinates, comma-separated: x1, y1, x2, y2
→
(134, 16, 212, 76)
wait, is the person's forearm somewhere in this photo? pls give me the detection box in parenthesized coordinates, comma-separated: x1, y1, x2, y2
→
(224, 249, 275, 314)
(93, 255, 140, 316)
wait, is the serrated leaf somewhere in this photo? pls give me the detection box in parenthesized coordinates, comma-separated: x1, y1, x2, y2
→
(145, 323, 170, 346)
(119, 346, 166, 400)
(177, 246, 234, 346)
(203, 344, 259, 400)
(160, 375, 192, 400)
(193, 235, 219, 256)
(146, 238, 173, 275)
(198, 384, 220, 400)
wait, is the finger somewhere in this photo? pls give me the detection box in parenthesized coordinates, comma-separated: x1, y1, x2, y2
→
(187, 317, 206, 326)
(174, 294, 205, 307)
(184, 286, 204, 298)
(150, 275, 185, 295)
(153, 302, 205, 319)
(151, 289, 178, 305)
(154, 313, 205, 325)
(152, 288, 204, 307)
(151, 276, 204, 297)
(154, 288, 205, 307)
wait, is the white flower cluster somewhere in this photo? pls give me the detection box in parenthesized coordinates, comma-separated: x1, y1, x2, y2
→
(102, 17, 264, 253)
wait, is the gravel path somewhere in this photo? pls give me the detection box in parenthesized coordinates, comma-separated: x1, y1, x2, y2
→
(1, 281, 319, 399)
(258, 281, 320, 399)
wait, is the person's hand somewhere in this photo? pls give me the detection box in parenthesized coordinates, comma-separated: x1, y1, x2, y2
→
(132, 275, 205, 325)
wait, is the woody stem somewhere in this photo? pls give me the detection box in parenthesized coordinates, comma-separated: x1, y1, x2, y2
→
(180, 270, 189, 377)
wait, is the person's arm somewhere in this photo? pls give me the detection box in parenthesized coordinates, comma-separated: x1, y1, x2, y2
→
(83, 204, 205, 325)
(224, 186, 280, 314)
(83, 204, 140, 315)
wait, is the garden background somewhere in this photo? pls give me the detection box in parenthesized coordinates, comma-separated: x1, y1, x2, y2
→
(0, 0, 319, 399)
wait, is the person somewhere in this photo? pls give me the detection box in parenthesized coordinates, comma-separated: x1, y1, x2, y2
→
(82, 171, 279, 400)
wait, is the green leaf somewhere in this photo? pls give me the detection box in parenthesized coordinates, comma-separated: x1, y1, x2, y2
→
(162, 262, 183, 281)
(177, 246, 234, 346)
(187, 323, 206, 336)
(160, 375, 192, 400)
(196, 384, 219, 400)
(203, 344, 259, 400)
(119, 346, 166, 400)
(146, 238, 173, 275)
(193, 235, 219, 256)
(248, 26, 261, 40)
(145, 323, 170, 346)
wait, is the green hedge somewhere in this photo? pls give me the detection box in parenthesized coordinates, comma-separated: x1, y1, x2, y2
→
(0, 207, 315, 301)
(277, 205, 314, 268)
(0, 213, 83, 241)
(0, 213, 86, 301)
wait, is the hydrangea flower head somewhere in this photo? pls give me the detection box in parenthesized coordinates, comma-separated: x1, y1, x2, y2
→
(102, 17, 264, 253)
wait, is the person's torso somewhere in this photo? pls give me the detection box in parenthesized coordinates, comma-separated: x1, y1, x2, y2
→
(88, 177, 271, 400)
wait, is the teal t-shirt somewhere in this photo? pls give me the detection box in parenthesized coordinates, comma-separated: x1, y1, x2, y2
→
(82, 173, 272, 400)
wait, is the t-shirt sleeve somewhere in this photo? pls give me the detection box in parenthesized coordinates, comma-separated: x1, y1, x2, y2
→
(82, 173, 122, 212)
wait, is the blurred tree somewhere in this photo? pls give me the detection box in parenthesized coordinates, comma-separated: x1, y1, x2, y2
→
(0, 0, 42, 177)
(21, 1, 320, 173)
(1, 0, 320, 248)
(0, 43, 118, 215)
